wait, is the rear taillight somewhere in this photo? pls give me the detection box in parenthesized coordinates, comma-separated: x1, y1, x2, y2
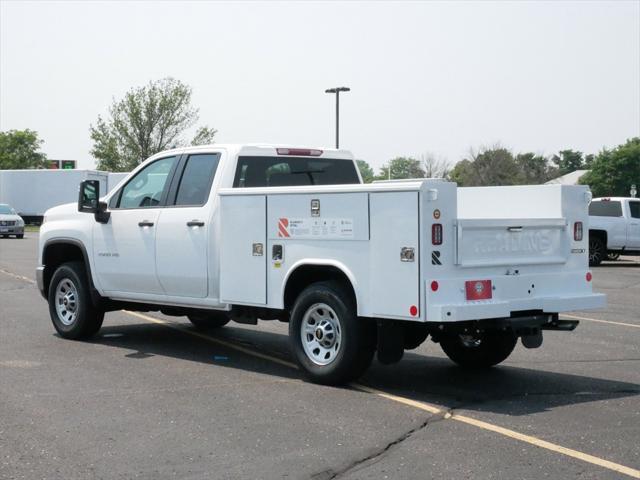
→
(276, 148, 323, 156)
(432, 224, 443, 245)
(465, 280, 492, 301)
(574, 222, 583, 241)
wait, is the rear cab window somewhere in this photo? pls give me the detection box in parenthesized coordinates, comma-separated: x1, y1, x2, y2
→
(589, 201, 623, 217)
(233, 156, 360, 188)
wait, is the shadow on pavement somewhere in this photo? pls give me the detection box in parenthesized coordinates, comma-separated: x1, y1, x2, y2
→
(90, 321, 640, 417)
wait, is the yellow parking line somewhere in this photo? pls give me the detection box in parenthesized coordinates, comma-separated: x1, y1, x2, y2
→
(125, 310, 640, 479)
(123, 310, 298, 369)
(562, 313, 640, 329)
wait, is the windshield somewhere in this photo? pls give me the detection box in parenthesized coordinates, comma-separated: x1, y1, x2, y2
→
(0, 204, 16, 215)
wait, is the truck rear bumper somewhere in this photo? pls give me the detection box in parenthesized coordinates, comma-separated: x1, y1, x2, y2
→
(431, 293, 606, 322)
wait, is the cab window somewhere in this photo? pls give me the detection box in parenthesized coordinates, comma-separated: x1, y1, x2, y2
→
(629, 201, 640, 219)
(174, 153, 220, 206)
(115, 156, 177, 209)
(589, 201, 623, 217)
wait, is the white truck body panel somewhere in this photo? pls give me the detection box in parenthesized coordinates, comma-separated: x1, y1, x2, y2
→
(38, 145, 605, 326)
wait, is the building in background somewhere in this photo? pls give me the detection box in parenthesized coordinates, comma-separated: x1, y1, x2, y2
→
(545, 170, 590, 186)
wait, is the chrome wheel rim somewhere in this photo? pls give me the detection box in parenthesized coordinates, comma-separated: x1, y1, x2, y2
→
(301, 303, 342, 366)
(55, 278, 78, 326)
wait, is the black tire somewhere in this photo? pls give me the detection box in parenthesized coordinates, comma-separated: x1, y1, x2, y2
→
(440, 331, 517, 368)
(606, 252, 620, 261)
(48, 261, 104, 339)
(589, 236, 605, 266)
(187, 312, 230, 330)
(16, 234, 24, 239)
(289, 281, 375, 385)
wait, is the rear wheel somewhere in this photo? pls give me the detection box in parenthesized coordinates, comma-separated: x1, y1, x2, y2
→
(187, 312, 230, 330)
(290, 281, 374, 385)
(16, 234, 24, 239)
(48, 261, 104, 339)
(606, 252, 620, 261)
(589, 236, 605, 266)
(440, 331, 517, 368)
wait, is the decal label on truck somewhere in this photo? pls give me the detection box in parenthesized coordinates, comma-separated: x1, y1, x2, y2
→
(277, 218, 354, 239)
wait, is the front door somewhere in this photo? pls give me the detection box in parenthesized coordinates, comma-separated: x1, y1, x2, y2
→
(93, 156, 178, 295)
(155, 153, 220, 298)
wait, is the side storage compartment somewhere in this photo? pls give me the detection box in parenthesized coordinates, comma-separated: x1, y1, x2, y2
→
(369, 191, 420, 320)
(219, 194, 267, 305)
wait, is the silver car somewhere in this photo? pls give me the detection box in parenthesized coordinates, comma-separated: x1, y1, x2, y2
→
(0, 203, 25, 239)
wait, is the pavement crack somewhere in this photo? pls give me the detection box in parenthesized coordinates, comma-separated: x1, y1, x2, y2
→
(311, 409, 450, 480)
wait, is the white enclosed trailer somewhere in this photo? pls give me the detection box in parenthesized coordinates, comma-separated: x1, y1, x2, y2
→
(0, 170, 127, 223)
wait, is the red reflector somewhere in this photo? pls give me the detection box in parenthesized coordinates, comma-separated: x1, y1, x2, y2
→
(430, 281, 439, 292)
(574, 222, 583, 241)
(276, 148, 323, 156)
(409, 305, 418, 316)
(465, 280, 492, 301)
(432, 224, 443, 245)
(586, 272, 592, 282)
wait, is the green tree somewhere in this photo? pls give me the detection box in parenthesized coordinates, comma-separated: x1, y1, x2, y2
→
(551, 149, 585, 175)
(580, 138, 640, 197)
(515, 152, 558, 184)
(376, 157, 426, 180)
(449, 147, 521, 186)
(90, 78, 216, 172)
(0, 129, 48, 169)
(356, 160, 375, 183)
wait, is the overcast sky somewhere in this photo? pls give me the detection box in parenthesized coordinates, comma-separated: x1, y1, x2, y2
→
(1, 0, 639, 171)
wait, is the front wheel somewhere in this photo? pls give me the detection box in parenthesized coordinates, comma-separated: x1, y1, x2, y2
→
(289, 281, 374, 385)
(48, 261, 104, 339)
(440, 331, 517, 368)
(16, 234, 24, 239)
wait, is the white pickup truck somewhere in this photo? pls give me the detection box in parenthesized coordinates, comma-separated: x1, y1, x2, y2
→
(37, 144, 605, 384)
(588, 197, 640, 266)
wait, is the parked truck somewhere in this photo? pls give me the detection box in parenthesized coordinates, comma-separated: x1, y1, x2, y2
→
(36, 145, 605, 384)
(588, 197, 640, 266)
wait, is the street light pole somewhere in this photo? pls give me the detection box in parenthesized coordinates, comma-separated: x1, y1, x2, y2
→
(325, 86, 350, 149)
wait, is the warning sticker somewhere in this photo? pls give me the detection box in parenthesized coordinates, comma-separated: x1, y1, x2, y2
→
(277, 218, 354, 239)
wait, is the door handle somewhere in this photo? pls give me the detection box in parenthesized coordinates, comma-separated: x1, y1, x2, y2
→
(187, 220, 205, 227)
(138, 220, 154, 227)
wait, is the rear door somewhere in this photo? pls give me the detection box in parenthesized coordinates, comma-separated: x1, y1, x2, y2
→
(155, 153, 220, 298)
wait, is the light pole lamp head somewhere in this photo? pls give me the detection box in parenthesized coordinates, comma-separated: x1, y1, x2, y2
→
(325, 87, 351, 94)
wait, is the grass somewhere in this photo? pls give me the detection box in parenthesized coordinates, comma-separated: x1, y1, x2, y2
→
(25, 225, 40, 232)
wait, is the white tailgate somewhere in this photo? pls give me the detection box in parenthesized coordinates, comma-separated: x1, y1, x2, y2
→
(219, 195, 266, 305)
(456, 218, 569, 267)
(369, 192, 420, 319)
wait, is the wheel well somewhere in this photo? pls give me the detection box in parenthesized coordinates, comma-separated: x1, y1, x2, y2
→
(283, 265, 357, 311)
(42, 242, 87, 296)
(589, 229, 607, 245)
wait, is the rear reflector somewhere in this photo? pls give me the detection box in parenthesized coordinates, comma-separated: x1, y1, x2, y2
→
(432, 224, 443, 245)
(276, 148, 323, 156)
(586, 272, 592, 282)
(430, 281, 439, 292)
(465, 280, 492, 301)
(574, 222, 583, 241)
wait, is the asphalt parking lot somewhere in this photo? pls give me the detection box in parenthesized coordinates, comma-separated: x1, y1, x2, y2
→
(1, 233, 639, 480)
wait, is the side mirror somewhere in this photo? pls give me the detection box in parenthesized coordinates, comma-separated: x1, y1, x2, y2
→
(78, 180, 99, 213)
(78, 180, 110, 223)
